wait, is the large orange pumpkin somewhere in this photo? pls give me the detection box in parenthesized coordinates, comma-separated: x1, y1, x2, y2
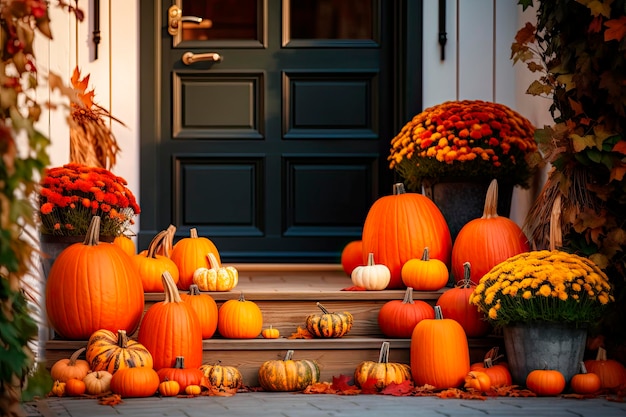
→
(45, 216, 144, 340)
(362, 183, 451, 289)
(410, 305, 470, 389)
(170, 228, 220, 290)
(138, 271, 203, 370)
(436, 262, 491, 338)
(451, 179, 529, 282)
(584, 347, 626, 390)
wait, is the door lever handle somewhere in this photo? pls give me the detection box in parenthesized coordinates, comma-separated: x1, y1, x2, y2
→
(182, 52, 223, 65)
(168, 5, 203, 36)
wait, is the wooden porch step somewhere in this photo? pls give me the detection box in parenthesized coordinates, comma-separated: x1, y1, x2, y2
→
(44, 264, 502, 386)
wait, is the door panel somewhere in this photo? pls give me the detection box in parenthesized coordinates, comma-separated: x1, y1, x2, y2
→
(140, 0, 415, 262)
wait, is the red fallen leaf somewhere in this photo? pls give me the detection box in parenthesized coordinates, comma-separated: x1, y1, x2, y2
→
(303, 382, 333, 394)
(341, 286, 366, 291)
(332, 374, 356, 392)
(359, 378, 380, 395)
(288, 326, 314, 339)
(380, 380, 414, 396)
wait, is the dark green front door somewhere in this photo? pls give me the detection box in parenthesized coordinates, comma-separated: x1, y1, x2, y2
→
(139, 0, 422, 262)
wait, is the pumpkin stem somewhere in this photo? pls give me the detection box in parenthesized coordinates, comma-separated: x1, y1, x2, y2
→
(83, 216, 102, 246)
(174, 356, 185, 369)
(162, 271, 183, 303)
(460, 262, 473, 288)
(116, 330, 129, 348)
(402, 287, 415, 305)
(366, 252, 375, 266)
(69, 347, 86, 365)
(146, 229, 170, 259)
(481, 179, 499, 219)
(434, 305, 444, 320)
(378, 341, 390, 364)
(580, 361, 588, 374)
(162, 224, 176, 257)
(189, 285, 201, 296)
(596, 347, 608, 361)
(207, 252, 221, 269)
(238, 292, 246, 302)
(284, 350, 295, 361)
(421, 247, 430, 261)
(316, 302, 330, 314)
(392, 183, 406, 195)
(190, 228, 199, 239)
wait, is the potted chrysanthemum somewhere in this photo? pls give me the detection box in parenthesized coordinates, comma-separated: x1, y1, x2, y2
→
(388, 100, 541, 237)
(469, 246, 614, 385)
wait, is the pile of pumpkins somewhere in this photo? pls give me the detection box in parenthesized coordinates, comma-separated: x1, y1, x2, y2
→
(341, 179, 529, 340)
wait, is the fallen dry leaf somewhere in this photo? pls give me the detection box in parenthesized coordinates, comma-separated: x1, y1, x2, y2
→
(288, 326, 314, 339)
(98, 394, 123, 406)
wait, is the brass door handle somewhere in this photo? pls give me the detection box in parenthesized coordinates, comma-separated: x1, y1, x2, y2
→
(168, 5, 203, 36)
(182, 52, 222, 65)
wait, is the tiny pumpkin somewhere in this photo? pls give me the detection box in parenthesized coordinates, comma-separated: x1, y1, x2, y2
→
(83, 371, 113, 395)
(526, 368, 565, 396)
(258, 350, 320, 392)
(50, 380, 66, 397)
(305, 302, 353, 338)
(464, 371, 491, 392)
(350, 252, 391, 290)
(185, 385, 202, 395)
(354, 341, 412, 391)
(199, 362, 244, 389)
(570, 362, 601, 395)
(158, 378, 180, 397)
(401, 247, 449, 291)
(64, 378, 86, 396)
(50, 347, 91, 382)
(261, 325, 280, 339)
(192, 252, 239, 292)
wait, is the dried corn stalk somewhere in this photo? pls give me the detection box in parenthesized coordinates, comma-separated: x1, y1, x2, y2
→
(69, 67, 123, 169)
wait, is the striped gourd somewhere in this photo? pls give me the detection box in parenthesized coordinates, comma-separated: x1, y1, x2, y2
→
(86, 329, 153, 374)
(199, 363, 243, 389)
(305, 302, 353, 338)
(354, 341, 412, 391)
(258, 350, 320, 392)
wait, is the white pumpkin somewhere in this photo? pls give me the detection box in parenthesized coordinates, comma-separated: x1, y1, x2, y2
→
(351, 253, 391, 290)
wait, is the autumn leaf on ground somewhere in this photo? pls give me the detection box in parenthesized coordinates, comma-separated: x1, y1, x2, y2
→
(330, 374, 361, 394)
(380, 380, 414, 396)
(437, 388, 486, 400)
(288, 326, 314, 339)
(358, 378, 380, 395)
(412, 384, 436, 396)
(204, 385, 238, 397)
(303, 382, 333, 394)
(98, 394, 123, 406)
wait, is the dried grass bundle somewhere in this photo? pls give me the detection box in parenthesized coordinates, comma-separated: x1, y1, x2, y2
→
(69, 67, 123, 170)
(523, 165, 598, 251)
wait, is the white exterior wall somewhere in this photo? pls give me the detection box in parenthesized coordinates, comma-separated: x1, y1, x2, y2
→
(37, 1, 549, 242)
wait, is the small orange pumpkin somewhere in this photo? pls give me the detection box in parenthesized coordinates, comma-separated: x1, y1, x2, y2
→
(570, 362, 601, 395)
(464, 371, 491, 392)
(340, 240, 363, 276)
(110, 366, 160, 398)
(50, 347, 91, 382)
(64, 378, 86, 396)
(377, 287, 435, 338)
(158, 378, 180, 397)
(526, 368, 565, 396)
(113, 234, 136, 256)
(401, 247, 449, 291)
(217, 292, 263, 339)
(180, 284, 219, 339)
(170, 228, 221, 290)
(584, 347, 626, 390)
(261, 325, 280, 339)
(132, 229, 180, 292)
